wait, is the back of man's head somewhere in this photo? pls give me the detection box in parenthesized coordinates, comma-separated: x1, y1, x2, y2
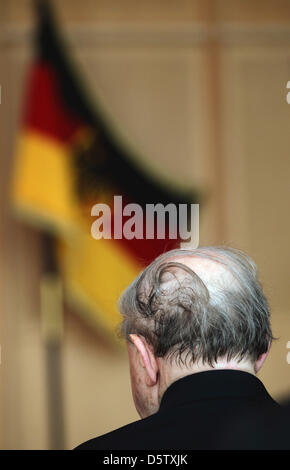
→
(119, 246, 273, 417)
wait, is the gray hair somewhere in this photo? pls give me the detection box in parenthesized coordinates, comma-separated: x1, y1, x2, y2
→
(119, 246, 274, 366)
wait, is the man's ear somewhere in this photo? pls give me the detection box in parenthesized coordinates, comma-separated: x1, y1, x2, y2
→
(255, 341, 272, 373)
(129, 334, 158, 386)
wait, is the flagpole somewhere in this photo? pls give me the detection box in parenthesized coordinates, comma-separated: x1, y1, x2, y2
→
(40, 234, 65, 449)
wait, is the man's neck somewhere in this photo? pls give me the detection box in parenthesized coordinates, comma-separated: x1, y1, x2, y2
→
(157, 356, 256, 405)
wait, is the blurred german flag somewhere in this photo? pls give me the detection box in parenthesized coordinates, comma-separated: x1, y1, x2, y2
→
(12, 0, 196, 337)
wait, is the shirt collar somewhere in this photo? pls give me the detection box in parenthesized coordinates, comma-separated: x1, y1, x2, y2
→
(159, 369, 273, 411)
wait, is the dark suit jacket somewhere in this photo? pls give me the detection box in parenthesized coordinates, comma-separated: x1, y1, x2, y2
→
(76, 369, 281, 450)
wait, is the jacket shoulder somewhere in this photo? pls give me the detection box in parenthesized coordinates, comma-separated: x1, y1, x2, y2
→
(74, 414, 157, 450)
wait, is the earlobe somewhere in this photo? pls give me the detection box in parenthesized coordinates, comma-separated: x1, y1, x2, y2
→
(255, 342, 271, 373)
(129, 334, 158, 386)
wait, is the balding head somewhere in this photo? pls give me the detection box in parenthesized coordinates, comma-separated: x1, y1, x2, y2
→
(119, 246, 273, 417)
